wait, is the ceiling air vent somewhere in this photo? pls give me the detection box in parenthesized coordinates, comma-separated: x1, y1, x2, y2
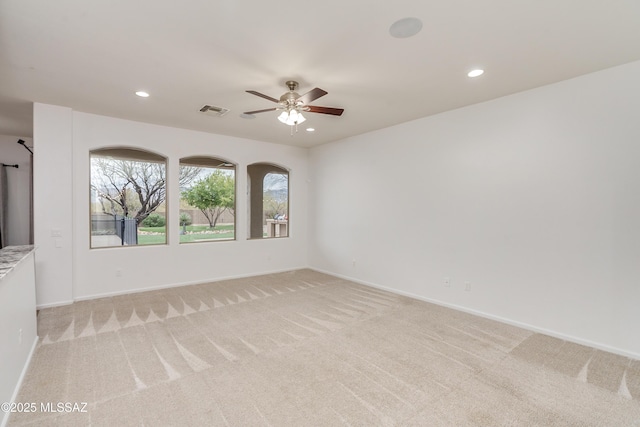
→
(199, 104, 230, 117)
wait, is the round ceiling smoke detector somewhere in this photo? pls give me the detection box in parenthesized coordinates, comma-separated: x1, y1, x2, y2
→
(389, 17, 423, 38)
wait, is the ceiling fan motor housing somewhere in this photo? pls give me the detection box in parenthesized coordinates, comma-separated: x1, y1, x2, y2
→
(280, 81, 301, 105)
(280, 92, 300, 104)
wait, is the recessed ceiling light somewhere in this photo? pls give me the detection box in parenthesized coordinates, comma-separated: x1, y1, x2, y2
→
(467, 69, 484, 78)
(306, 128, 315, 132)
(135, 91, 150, 97)
(389, 17, 423, 38)
(240, 113, 255, 119)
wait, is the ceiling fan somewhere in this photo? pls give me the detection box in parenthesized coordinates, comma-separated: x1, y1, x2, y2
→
(244, 81, 344, 129)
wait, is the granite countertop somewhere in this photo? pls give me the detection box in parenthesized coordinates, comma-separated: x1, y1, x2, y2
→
(0, 245, 35, 280)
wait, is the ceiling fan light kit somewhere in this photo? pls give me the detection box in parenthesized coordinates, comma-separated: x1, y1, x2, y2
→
(244, 80, 344, 136)
(278, 110, 306, 126)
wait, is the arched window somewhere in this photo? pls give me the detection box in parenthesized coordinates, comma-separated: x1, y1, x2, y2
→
(247, 163, 289, 239)
(90, 148, 167, 248)
(179, 157, 236, 243)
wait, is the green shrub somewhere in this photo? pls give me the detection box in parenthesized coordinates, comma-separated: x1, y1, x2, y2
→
(142, 213, 166, 227)
(179, 213, 192, 226)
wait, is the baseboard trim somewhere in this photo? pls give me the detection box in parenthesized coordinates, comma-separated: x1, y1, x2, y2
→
(69, 266, 309, 303)
(36, 300, 74, 310)
(1, 336, 39, 427)
(309, 267, 640, 361)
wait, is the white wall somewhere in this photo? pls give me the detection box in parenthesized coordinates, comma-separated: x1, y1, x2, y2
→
(33, 104, 74, 306)
(33, 105, 308, 305)
(309, 60, 640, 358)
(0, 135, 32, 246)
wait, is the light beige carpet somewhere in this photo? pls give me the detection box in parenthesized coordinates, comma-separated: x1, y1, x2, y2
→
(8, 269, 640, 426)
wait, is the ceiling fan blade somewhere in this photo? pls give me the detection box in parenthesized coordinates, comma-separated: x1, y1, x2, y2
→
(297, 87, 328, 104)
(246, 90, 279, 103)
(243, 108, 277, 115)
(307, 105, 344, 116)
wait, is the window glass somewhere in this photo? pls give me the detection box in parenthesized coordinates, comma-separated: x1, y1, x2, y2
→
(179, 157, 236, 243)
(247, 163, 289, 239)
(90, 148, 167, 248)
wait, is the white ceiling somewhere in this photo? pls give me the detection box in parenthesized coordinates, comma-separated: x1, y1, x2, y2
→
(1, 1, 639, 147)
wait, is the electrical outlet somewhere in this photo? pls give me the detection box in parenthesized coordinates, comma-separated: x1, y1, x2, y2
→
(444, 277, 450, 287)
(116, 269, 122, 277)
(465, 281, 471, 292)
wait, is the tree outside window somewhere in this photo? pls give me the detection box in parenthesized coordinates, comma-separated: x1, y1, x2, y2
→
(179, 157, 236, 243)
